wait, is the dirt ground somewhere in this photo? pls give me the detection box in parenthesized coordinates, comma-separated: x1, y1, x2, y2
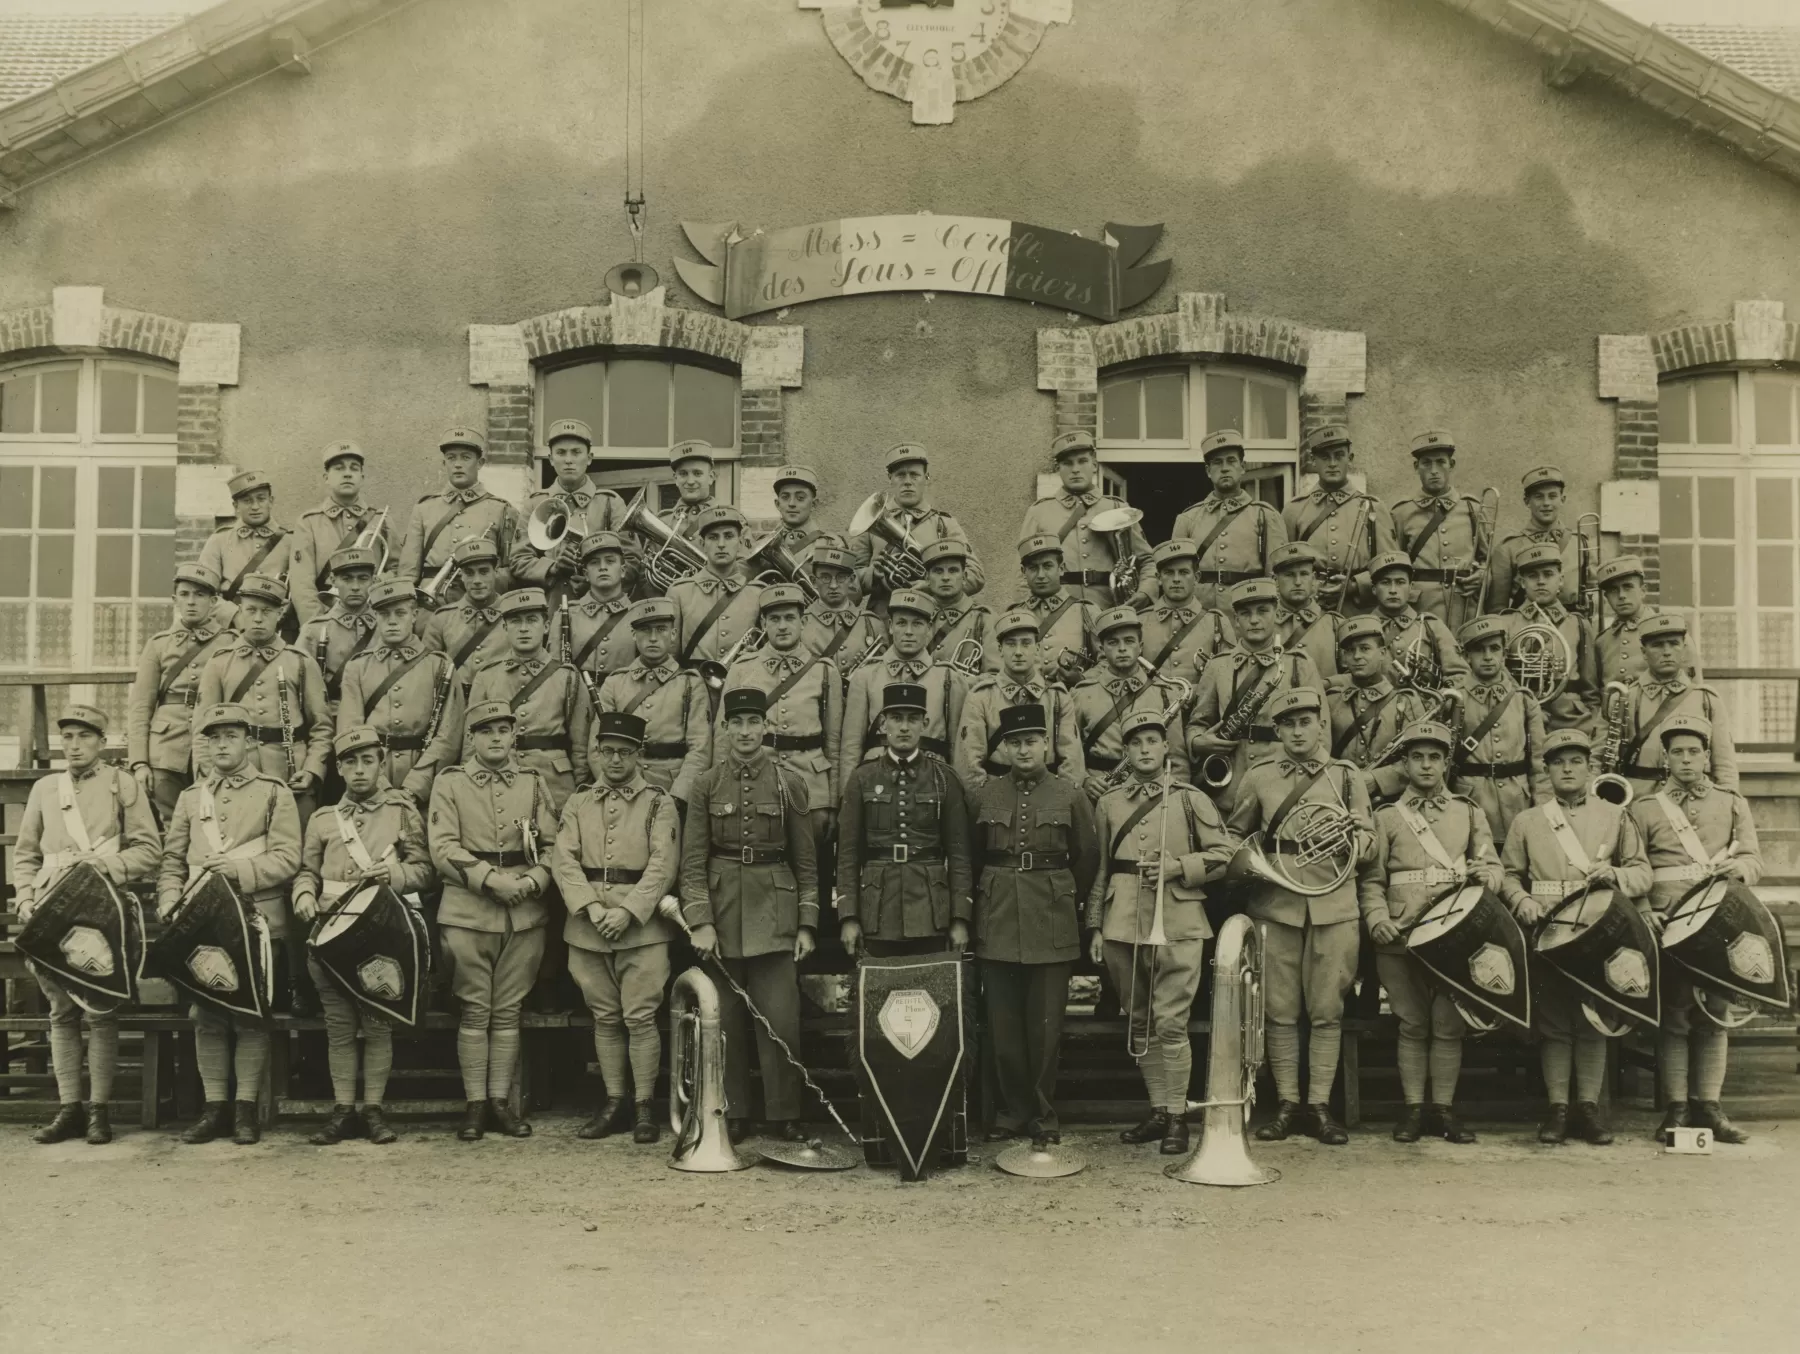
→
(2, 1108, 1795, 1354)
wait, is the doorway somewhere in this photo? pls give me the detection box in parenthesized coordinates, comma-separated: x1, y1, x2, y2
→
(1105, 461, 1290, 543)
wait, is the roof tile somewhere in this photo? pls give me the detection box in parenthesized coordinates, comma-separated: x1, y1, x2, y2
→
(0, 13, 188, 109)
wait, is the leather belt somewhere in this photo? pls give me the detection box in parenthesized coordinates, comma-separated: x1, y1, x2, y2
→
(1389, 867, 1466, 886)
(1653, 864, 1709, 883)
(382, 733, 426, 752)
(469, 849, 531, 868)
(766, 733, 824, 752)
(711, 846, 787, 865)
(1205, 570, 1259, 584)
(1087, 752, 1121, 772)
(515, 734, 572, 752)
(583, 866, 645, 884)
(1530, 880, 1584, 898)
(250, 725, 305, 744)
(1456, 759, 1527, 778)
(983, 851, 1071, 871)
(866, 844, 945, 864)
(1062, 570, 1111, 586)
(1410, 568, 1469, 584)
(641, 741, 689, 760)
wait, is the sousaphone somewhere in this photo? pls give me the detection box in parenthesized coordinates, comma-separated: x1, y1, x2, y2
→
(308, 882, 432, 1026)
(1533, 885, 1660, 1036)
(16, 860, 146, 1015)
(1660, 877, 1792, 1028)
(149, 870, 277, 1021)
(1405, 882, 1532, 1032)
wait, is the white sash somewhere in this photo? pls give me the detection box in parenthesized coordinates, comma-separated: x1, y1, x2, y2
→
(36, 771, 122, 887)
(1542, 800, 1607, 878)
(1654, 791, 1726, 868)
(330, 799, 414, 907)
(191, 779, 267, 882)
(1395, 799, 1464, 877)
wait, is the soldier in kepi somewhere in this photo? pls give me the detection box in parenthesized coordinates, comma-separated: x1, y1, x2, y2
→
(1086, 709, 1235, 1155)
(1500, 543, 1596, 734)
(678, 687, 819, 1145)
(1616, 614, 1735, 801)
(396, 427, 524, 605)
(801, 544, 884, 685)
(13, 705, 160, 1146)
(158, 703, 302, 1147)
(1629, 715, 1762, 1146)
(198, 469, 291, 623)
(290, 725, 436, 1147)
(974, 702, 1100, 1149)
(662, 440, 721, 544)
(1361, 720, 1502, 1145)
(1017, 532, 1099, 688)
(423, 536, 511, 689)
(1171, 430, 1286, 615)
(1272, 541, 1341, 681)
(768, 463, 845, 560)
(1283, 423, 1392, 616)
(428, 701, 559, 1143)
(954, 609, 1085, 794)
(1487, 465, 1582, 615)
(336, 577, 463, 810)
(837, 681, 975, 959)
(1500, 727, 1653, 1147)
(840, 587, 966, 777)
(597, 599, 713, 822)
(552, 711, 682, 1145)
(289, 440, 392, 627)
(1595, 556, 1693, 685)
(512, 418, 637, 608)
(129, 562, 236, 821)
(1016, 431, 1152, 610)
(1392, 430, 1488, 633)
(1449, 615, 1549, 845)
(301, 546, 382, 736)
(918, 538, 996, 675)
(1138, 539, 1233, 691)
(562, 532, 640, 683)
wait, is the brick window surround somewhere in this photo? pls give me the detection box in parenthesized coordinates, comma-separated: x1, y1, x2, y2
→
(1598, 300, 1799, 603)
(1037, 292, 1367, 467)
(468, 286, 803, 505)
(0, 285, 240, 565)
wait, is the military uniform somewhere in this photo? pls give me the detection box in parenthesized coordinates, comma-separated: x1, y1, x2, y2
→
(1597, 606, 1681, 687)
(512, 474, 634, 611)
(1391, 431, 1488, 631)
(462, 591, 591, 810)
(1087, 746, 1235, 1126)
(1630, 742, 1761, 1136)
(973, 707, 1100, 1138)
(1448, 658, 1549, 844)
(337, 596, 463, 805)
(850, 445, 986, 602)
(13, 706, 160, 1138)
(302, 600, 380, 718)
(1020, 587, 1098, 685)
(955, 672, 1085, 793)
(715, 646, 842, 814)
(677, 718, 819, 1124)
(127, 567, 236, 819)
(838, 729, 975, 953)
(1499, 741, 1653, 1130)
(1616, 628, 1736, 796)
(551, 721, 682, 1123)
(1171, 431, 1287, 614)
(840, 649, 965, 780)
(1499, 599, 1596, 733)
(1016, 433, 1152, 607)
(660, 440, 722, 548)
(597, 663, 711, 807)
(292, 729, 435, 1128)
(156, 705, 302, 1139)
(668, 565, 764, 672)
(564, 591, 637, 682)
(395, 428, 524, 600)
(1073, 667, 1187, 788)
(1279, 602, 1341, 681)
(1488, 526, 1580, 615)
(1283, 427, 1392, 614)
(1186, 642, 1327, 810)
(289, 496, 390, 625)
(800, 598, 885, 686)
(198, 488, 292, 613)
(1227, 690, 1373, 1131)
(925, 599, 998, 676)
(1361, 741, 1500, 1129)
(428, 706, 559, 1125)
(1326, 670, 1435, 804)
(422, 536, 512, 686)
(1140, 539, 1234, 688)
(1374, 602, 1469, 695)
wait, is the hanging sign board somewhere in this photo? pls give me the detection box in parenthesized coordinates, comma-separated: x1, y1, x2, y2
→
(675, 215, 1168, 323)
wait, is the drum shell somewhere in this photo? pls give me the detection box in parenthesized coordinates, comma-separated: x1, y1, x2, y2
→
(1661, 878, 1792, 1013)
(1533, 886, 1661, 1030)
(307, 882, 431, 1027)
(16, 860, 146, 1013)
(1405, 883, 1532, 1030)
(148, 871, 276, 1021)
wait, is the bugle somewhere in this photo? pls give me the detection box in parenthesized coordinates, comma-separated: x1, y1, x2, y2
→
(416, 554, 459, 606)
(696, 625, 767, 691)
(621, 489, 708, 590)
(847, 492, 927, 587)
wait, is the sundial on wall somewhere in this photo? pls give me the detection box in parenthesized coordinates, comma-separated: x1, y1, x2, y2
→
(799, 0, 1073, 124)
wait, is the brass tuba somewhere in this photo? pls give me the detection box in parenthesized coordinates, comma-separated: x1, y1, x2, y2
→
(527, 493, 589, 555)
(1086, 504, 1147, 605)
(621, 489, 709, 591)
(847, 492, 927, 587)
(1165, 913, 1279, 1186)
(744, 530, 820, 601)
(1225, 800, 1360, 897)
(665, 955, 758, 1173)
(1591, 680, 1635, 806)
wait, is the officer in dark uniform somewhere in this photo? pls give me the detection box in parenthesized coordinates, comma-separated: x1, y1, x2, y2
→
(973, 702, 1100, 1147)
(837, 681, 975, 958)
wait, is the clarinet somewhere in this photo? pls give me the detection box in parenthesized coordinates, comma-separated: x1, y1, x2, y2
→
(422, 655, 451, 751)
(559, 595, 573, 666)
(276, 662, 297, 783)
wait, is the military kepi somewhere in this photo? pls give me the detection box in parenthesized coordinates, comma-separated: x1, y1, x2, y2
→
(723, 687, 768, 720)
(57, 704, 108, 736)
(594, 711, 648, 746)
(996, 703, 1048, 739)
(882, 682, 928, 715)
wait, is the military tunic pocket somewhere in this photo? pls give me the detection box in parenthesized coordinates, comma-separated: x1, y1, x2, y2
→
(1049, 872, 1080, 949)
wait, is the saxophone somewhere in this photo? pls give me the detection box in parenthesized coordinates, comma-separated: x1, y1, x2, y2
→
(1199, 661, 1282, 790)
(1592, 680, 1635, 806)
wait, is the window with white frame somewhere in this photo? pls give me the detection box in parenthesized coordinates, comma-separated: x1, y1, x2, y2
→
(537, 354, 741, 510)
(0, 357, 178, 738)
(1659, 368, 1800, 750)
(1098, 361, 1300, 509)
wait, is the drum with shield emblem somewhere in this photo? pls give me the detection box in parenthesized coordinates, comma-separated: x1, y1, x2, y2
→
(148, 870, 276, 1021)
(308, 882, 431, 1027)
(1405, 883, 1531, 1032)
(16, 860, 146, 1014)
(1661, 877, 1792, 1025)
(855, 952, 968, 1180)
(1533, 886, 1660, 1034)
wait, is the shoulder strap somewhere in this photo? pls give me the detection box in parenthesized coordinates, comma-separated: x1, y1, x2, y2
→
(679, 587, 739, 663)
(451, 616, 501, 670)
(767, 654, 824, 706)
(419, 498, 474, 564)
(361, 651, 432, 713)
(1331, 689, 1397, 758)
(572, 607, 628, 670)
(1054, 499, 1087, 542)
(1108, 790, 1161, 858)
(228, 654, 274, 704)
(1653, 791, 1725, 866)
(509, 661, 565, 713)
(154, 634, 214, 705)
(1403, 503, 1452, 561)
(1265, 762, 1333, 842)
(1541, 801, 1595, 875)
(622, 671, 670, 717)
(1620, 686, 1690, 768)
(1298, 495, 1350, 543)
(1394, 800, 1460, 873)
(333, 804, 381, 873)
(1147, 610, 1206, 671)
(54, 773, 96, 854)
(1457, 686, 1518, 758)
(223, 531, 288, 599)
(1191, 501, 1250, 565)
(1082, 681, 1145, 754)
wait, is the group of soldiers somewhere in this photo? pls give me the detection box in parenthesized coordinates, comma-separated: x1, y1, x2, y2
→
(13, 417, 1761, 1159)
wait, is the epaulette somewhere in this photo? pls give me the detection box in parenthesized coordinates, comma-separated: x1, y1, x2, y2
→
(417, 491, 444, 504)
(473, 655, 510, 672)
(971, 674, 1000, 692)
(249, 769, 288, 788)
(438, 764, 471, 782)
(1072, 667, 1110, 689)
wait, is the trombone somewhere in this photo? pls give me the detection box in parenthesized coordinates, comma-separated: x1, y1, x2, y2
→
(696, 625, 766, 691)
(1469, 486, 1502, 614)
(1576, 511, 1603, 624)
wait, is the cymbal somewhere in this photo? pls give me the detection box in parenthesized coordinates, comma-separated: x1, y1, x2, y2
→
(757, 1137, 859, 1171)
(994, 1141, 1086, 1178)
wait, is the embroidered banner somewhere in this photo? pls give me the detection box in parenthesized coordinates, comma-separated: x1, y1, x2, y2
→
(675, 215, 1168, 322)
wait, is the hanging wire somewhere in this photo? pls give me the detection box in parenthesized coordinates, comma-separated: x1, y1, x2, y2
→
(624, 0, 646, 261)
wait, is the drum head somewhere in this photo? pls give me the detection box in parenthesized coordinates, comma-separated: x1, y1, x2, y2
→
(1535, 886, 1660, 1030)
(149, 871, 276, 1021)
(17, 860, 145, 1011)
(1663, 877, 1792, 1013)
(1407, 884, 1531, 1031)
(309, 882, 430, 1027)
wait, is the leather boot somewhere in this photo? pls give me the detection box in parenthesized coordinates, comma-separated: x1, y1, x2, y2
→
(1537, 1103, 1568, 1144)
(1255, 1099, 1302, 1141)
(770, 1119, 810, 1142)
(1392, 1104, 1424, 1143)
(578, 1096, 629, 1140)
(362, 1105, 397, 1145)
(1693, 1100, 1750, 1145)
(1120, 1110, 1170, 1145)
(1159, 1115, 1190, 1156)
(33, 1103, 86, 1145)
(632, 1101, 660, 1144)
(1435, 1105, 1476, 1144)
(309, 1104, 358, 1146)
(727, 1117, 751, 1145)
(288, 982, 321, 1021)
(181, 1102, 231, 1145)
(1571, 1100, 1613, 1146)
(1656, 1100, 1691, 1144)
(487, 1098, 532, 1138)
(232, 1100, 261, 1145)
(85, 1102, 113, 1146)
(1308, 1104, 1350, 1145)
(456, 1100, 485, 1141)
